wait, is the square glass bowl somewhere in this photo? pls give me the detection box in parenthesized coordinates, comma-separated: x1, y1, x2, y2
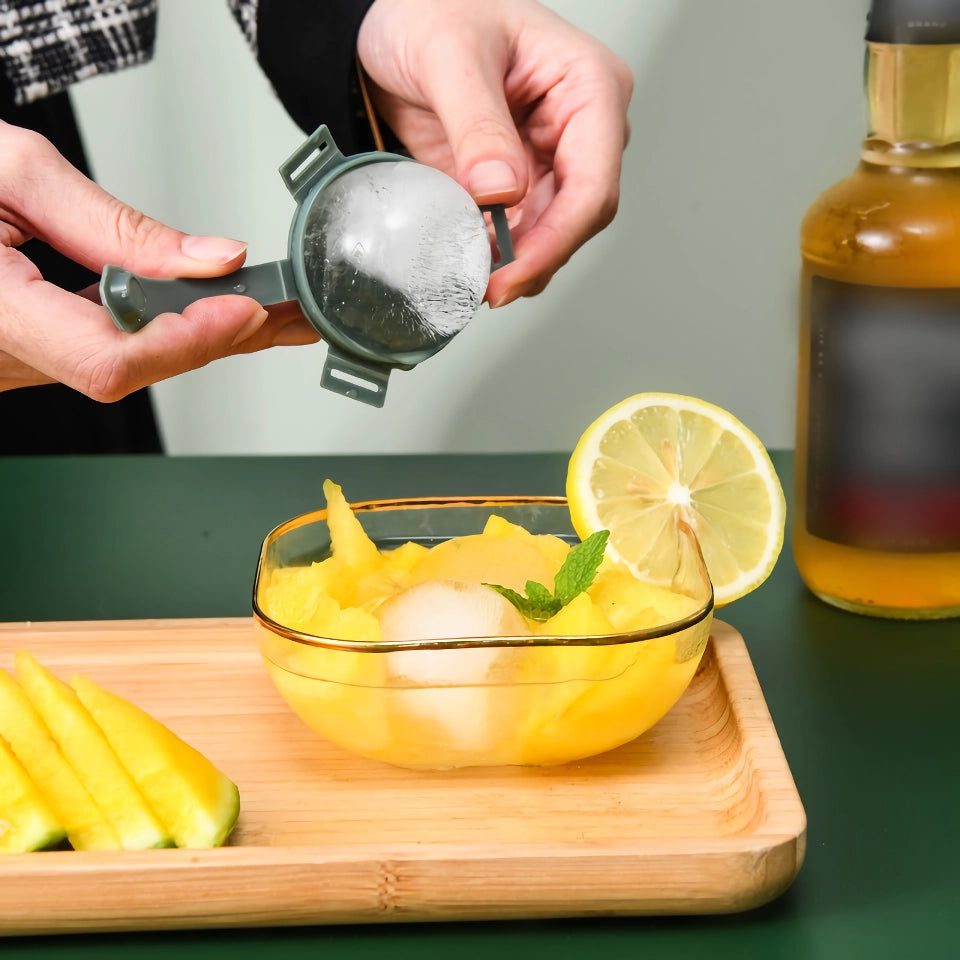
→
(253, 497, 714, 770)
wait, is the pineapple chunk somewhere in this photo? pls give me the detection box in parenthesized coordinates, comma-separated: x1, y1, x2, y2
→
(323, 479, 382, 572)
(383, 541, 428, 579)
(589, 561, 698, 631)
(481, 514, 571, 572)
(405, 533, 557, 593)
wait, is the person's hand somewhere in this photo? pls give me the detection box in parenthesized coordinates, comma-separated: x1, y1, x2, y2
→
(357, 0, 632, 308)
(0, 121, 318, 398)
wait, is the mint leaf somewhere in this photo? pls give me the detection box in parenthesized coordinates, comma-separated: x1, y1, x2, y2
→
(524, 580, 557, 606)
(483, 583, 528, 609)
(483, 529, 610, 623)
(553, 530, 610, 605)
(485, 582, 561, 622)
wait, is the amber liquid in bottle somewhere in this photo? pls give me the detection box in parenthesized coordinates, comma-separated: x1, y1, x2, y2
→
(795, 43, 960, 619)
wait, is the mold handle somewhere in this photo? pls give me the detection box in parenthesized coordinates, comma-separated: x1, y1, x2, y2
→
(100, 260, 299, 332)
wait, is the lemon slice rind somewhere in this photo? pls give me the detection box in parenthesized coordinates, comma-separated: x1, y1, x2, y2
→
(566, 393, 786, 606)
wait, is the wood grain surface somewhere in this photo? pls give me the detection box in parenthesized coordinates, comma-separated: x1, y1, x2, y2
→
(0, 618, 805, 934)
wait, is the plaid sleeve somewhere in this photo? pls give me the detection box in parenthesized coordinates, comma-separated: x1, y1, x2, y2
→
(0, 0, 158, 105)
(227, 0, 258, 52)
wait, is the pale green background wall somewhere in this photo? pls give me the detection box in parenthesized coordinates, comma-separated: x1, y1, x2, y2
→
(70, 0, 870, 455)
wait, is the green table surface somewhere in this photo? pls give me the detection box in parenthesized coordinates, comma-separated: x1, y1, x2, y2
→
(1, 451, 958, 959)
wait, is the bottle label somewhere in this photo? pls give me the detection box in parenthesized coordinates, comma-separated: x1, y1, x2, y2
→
(807, 276, 960, 552)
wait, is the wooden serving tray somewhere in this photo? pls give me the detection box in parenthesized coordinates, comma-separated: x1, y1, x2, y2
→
(0, 618, 805, 935)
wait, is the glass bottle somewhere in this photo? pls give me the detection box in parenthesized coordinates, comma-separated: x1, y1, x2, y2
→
(794, 0, 960, 619)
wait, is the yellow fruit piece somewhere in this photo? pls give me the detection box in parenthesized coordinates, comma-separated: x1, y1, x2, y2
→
(383, 541, 429, 579)
(508, 594, 632, 743)
(566, 392, 785, 605)
(0, 737, 66, 854)
(405, 533, 558, 594)
(519, 628, 707, 765)
(330, 605, 382, 643)
(481, 515, 571, 573)
(303, 557, 399, 612)
(314, 481, 410, 610)
(71, 676, 239, 849)
(15, 652, 172, 850)
(323, 479, 382, 574)
(349, 566, 405, 611)
(258, 627, 392, 757)
(0, 669, 120, 851)
(497, 590, 705, 765)
(264, 565, 388, 635)
(263, 578, 382, 643)
(533, 591, 617, 638)
(260, 489, 390, 756)
(589, 562, 698, 632)
(262, 566, 333, 633)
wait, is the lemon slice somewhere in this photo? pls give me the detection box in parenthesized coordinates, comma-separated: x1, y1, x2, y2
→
(566, 393, 786, 605)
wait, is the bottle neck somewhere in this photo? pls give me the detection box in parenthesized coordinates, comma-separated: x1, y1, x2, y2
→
(862, 42, 960, 167)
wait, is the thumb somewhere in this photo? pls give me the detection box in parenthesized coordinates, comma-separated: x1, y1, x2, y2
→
(425, 55, 528, 206)
(15, 129, 247, 279)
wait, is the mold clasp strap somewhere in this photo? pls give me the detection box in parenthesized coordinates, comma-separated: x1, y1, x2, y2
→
(321, 348, 393, 408)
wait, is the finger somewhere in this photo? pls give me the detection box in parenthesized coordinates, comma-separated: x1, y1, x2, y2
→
(226, 302, 321, 354)
(419, 38, 529, 206)
(78, 279, 317, 352)
(6, 125, 247, 279)
(486, 94, 629, 307)
(0, 248, 269, 399)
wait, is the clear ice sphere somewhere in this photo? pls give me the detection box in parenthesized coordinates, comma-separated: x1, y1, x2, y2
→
(386, 648, 502, 750)
(301, 161, 492, 357)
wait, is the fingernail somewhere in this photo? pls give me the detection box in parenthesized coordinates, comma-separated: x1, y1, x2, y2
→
(181, 235, 247, 264)
(231, 307, 269, 346)
(467, 160, 519, 202)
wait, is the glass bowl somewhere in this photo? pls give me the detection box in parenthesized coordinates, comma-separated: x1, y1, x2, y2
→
(252, 497, 714, 770)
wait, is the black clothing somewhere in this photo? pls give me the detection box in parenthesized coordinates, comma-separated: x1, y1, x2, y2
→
(0, 67, 163, 454)
(257, 0, 379, 157)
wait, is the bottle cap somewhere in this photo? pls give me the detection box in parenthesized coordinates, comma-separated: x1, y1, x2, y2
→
(867, 0, 960, 43)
